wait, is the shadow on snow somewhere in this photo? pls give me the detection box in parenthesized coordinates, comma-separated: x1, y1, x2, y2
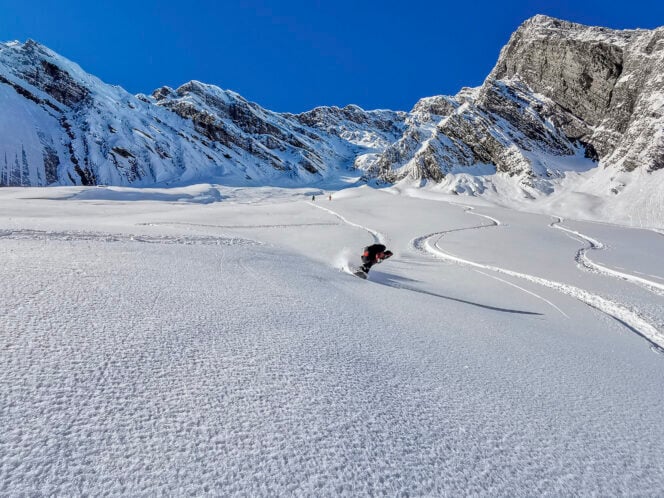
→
(371, 271, 543, 316)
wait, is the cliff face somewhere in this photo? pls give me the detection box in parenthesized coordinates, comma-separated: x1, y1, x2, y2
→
(488, 15, 664, 173)
(372, 80, 589, 188)
(371, 15, 664, 189)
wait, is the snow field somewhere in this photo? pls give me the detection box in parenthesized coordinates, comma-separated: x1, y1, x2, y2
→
(1, 185, 663, 495)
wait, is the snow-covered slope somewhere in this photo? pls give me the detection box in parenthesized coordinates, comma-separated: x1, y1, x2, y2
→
(0, 40, 228, 186)
(1, 184, 663, 495)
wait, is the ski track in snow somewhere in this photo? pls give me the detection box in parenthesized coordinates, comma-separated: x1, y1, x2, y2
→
(305, 202, 663, 352)
(310, 203, 553, 315)
(634, 271, 664, 282)
(407, 205, 572, 317)
(411, 219, 664, 353)
(307, 202, 384, 244)
(462, 206, 503, 228)
(139, 221, 339, 229)
(473, 269, 570, 319)
(3, 187, 664, 494)
(550, 217, 664, 296)
(0, 228, 256, 246)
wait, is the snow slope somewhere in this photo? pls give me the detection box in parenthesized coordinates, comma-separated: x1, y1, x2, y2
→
(1, 184, 663, 495)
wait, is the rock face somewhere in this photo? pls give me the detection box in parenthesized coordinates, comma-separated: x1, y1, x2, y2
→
(488, 15, 664, 173)
(370, 15, 664, 189)
(0, 16, 663, 198)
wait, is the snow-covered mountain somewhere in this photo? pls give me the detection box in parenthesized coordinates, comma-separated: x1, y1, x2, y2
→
(1, 16, 663, 226)
(0, 39, 405, 187)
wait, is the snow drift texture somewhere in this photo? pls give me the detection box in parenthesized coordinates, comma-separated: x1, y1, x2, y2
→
(1, 15, 663, 221)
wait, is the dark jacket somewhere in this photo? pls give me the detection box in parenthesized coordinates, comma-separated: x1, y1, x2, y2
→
(361, 244, 387, 264)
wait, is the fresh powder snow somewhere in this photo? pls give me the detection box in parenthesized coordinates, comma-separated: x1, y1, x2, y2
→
(1, 182, 663, 495)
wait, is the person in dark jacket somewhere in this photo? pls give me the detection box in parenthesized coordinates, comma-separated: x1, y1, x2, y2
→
(358, 243, 393, 275)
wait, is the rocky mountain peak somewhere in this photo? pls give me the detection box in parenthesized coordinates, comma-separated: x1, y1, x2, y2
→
(151, 85, 175, 100)
(484, 15, 664, 172)
(365, 15, 663, 194)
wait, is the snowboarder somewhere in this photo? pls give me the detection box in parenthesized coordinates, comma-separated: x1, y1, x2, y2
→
(355, 243, 393, 278)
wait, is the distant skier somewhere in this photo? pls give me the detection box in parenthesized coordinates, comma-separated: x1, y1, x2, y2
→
(312, 194, 316, 201)
(354, 243, 393, 278)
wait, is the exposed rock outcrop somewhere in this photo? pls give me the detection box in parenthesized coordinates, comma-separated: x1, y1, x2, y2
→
(488, 15, 664, 173)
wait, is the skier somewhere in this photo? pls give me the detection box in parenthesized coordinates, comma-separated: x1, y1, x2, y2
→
(355, 243, 393, 278)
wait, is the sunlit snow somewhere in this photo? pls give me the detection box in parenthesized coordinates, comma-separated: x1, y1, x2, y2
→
(1, 182, 663, 495)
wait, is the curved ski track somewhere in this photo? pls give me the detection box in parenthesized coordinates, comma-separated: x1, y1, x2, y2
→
(550, 217, 664, 296)
(413, 212, 664, 353)
(307, 202, 384, 244)
(310, 202, 663, 352)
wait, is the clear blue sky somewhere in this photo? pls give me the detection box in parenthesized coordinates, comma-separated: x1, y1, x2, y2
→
(1, 0, 663, 112)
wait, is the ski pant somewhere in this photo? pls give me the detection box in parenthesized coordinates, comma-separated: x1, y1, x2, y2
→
(360, 256, 376, 273)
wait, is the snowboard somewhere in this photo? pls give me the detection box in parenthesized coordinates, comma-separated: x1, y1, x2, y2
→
(350, 267, 368, 279)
